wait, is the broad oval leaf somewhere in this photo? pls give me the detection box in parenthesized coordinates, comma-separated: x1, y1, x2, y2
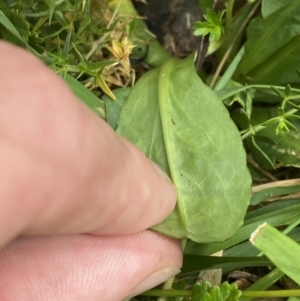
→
(116, 57, 251, 243)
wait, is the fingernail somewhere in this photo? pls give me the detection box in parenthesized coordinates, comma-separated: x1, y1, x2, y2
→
(123, 267, 181, 300)
(150, 161, 172, 183)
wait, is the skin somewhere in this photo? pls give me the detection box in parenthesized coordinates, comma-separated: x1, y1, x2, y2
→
(0, 41, 182, 300)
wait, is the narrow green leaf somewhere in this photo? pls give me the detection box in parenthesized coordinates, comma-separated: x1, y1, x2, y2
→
(250, 223, 300, 285)
(214, 46, 245, 93)
(238, 0, 300, 75)
(63, 74, 105, 118)
(222, 228, 300, 276)
(248, 35, 300, 85)
(251, 180, 300, 205)
(239, 268, 284, 301)
(62, 26, 72, 60)
(0, 9, 26, 46)
(225, 227, 300, 257)
(215, 2, 256, 64)
(286, 84, 292, 97)
(49, 0, 56, 25)
(181, 254, 271, 273)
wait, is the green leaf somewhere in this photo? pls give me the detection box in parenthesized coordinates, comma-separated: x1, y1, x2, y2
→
(103, 88, 131, 130)
(239, 268, 284, 301)
(191, 282, 241, 301)
(198, 0, 214, 11)
(193, 10, 224, 42)
(248, 35, 300, 85)
(262, 0, 288, 18)
(251, 179, 300, 205)
(250, 223, 300, 285)
(181, 254, 271, 273)
(0, 9, 27, 46)
(215, 2, 256, 64)
(192, 281, 211, 301)
(288, 297, 300, 301)
(214, 46, 245, 93)
(63, 74, 105, 119)
(117, 56, 251, 243)
(172, 279, 186, 290)
(238, 0, 300, 76)
(249, 107, 300, 169)
(49, 0, 56, 25)
(185, 198, 300, 256)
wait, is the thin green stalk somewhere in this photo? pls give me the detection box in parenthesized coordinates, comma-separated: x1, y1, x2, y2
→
(210, 0, 261, 88)
(254, 85, 300, 93)
(156, 239, 187, 301)
(239, 268, 284, 301)
(283, 218, 300, 235)
(143, 289, 300, 298)
(242, 291, 300, 298)
(241, 124, 267, 140)
(241, 107, 299, 140)
(225, 0, 235, 33)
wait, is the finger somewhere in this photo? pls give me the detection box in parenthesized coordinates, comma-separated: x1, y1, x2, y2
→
(0, 41, 176, 246)
(0, 231, 182, 301)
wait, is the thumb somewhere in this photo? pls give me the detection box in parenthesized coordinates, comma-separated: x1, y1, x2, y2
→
(0, 41, 177, 244)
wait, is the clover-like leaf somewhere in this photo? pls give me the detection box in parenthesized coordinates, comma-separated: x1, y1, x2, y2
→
(193, 9, 225, 42)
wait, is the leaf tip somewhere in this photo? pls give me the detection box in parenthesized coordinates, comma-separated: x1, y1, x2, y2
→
(249, 222, 268, 245)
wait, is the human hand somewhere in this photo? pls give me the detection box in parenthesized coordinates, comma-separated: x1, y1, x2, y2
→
(0, 41, 182, 300)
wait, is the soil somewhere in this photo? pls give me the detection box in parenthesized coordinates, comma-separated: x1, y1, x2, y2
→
(133, 0, 203, 57)
(132, 0, 245, 59)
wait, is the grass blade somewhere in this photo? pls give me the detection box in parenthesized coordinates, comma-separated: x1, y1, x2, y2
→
(0, 9, 26, 46)
(250, 223, 300, 285)
(214, 46, 245, 93)
(63, 74, 105, 118)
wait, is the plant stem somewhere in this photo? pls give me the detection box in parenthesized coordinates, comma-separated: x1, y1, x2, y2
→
(143, 289, 300, 298)
(241, 124, 267, 140)
(156, 278, 176, 301)
(156, 239, 187, 301)
(242, 290, 300, 298)
(210, 0, 261, 88)
(225, 0, 235, 33)
(247, 156, 278, 182)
